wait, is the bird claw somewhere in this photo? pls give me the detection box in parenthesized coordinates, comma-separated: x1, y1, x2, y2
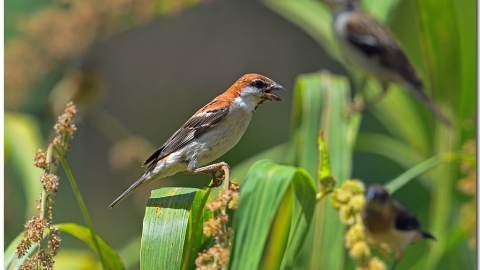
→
(205, 168, 226, 188)
(349, 102, 366, 113)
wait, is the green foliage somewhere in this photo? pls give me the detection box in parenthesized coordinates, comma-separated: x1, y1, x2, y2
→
(289, 71, 360, 269)
(4, 113, 44, 217)
(5, 224, 123, 270)
(5, 0, 475, 269)
(56, 223, 125, 270)
(141, 188, 212, 270)
(229, 160, 316, 269)
(262, 0, 476, 269)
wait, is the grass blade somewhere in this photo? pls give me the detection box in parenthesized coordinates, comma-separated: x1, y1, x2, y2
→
(288, 71, 358, 269)
(229, 160, 316, 270)
(386, 152, 474, 194)
(56, 223, 124, 270)
(141, 188, 212, 270)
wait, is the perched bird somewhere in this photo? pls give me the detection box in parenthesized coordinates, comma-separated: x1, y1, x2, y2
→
(325, 0, 451, 126)
(109, 74, 285, 208)
(362, 185, 436, 270)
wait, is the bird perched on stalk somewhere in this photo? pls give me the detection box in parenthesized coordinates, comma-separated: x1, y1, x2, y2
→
(362, 185, 436, 270)
(109, 74, 285, 208)
(324, 0, 451, 126)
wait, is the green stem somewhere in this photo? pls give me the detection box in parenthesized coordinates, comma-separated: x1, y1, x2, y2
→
(54, 146, 108, 269)
(182, 184, 212, 270)
(386, 152, 474, 194)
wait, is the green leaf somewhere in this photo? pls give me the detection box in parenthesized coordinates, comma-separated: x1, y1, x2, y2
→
(288, 72, 324, 176)
(229, 160, 316, 270)
(5, 223, 124, 270)
(362, 0, 401, 23)
(368, 85, 431, 155)
(290, 71, 358, 270)
(54, 249, 100, 270)
(413, 0, 465, 268)
(4, 113, 44, 217)
(385, 152, 474, 194)
(56, 223, 125, 270)
(210, 142, 288, 199)
(141, 188, 212, 270)
(355, 132, 425, 169)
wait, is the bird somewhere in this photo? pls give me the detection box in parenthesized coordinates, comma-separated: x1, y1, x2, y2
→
(325, 0, 451, 126)
(362, 185, 436, 270)
(109, 74, 285, 208)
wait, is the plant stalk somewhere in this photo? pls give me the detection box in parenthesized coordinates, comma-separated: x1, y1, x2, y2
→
(54, 146, 108, 269)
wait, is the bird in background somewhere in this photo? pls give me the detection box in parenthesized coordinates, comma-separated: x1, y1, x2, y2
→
(109, 74, 285, 208)
(324, 0, 451, 126)
(362, 185, 436, 270)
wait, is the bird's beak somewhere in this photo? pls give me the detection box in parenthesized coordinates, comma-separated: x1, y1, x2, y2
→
(263, 82, 286, 101)
(366, 188, 376, 201)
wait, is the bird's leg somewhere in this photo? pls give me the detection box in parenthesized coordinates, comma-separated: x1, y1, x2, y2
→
(350, 82, 390, 113)
(189, 162, 230, 189)
(391, 260, 399, 270)
(391, 251, 403, 270)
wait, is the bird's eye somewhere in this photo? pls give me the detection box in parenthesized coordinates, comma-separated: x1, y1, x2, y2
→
(379, 192, 388, 202)
(251, 80, 267, 89)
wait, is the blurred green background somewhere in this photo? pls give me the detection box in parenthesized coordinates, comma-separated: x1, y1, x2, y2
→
(4, 0, 476, 269)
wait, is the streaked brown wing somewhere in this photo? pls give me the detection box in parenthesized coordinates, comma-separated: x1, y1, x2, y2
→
(143, 100, 230, 171)
(346, 11, 422, 88)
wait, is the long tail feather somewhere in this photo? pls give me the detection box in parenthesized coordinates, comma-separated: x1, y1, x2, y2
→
(409, 87, 452, 127)
(422, 230, 436, 241)
(109, 174, 149, 209)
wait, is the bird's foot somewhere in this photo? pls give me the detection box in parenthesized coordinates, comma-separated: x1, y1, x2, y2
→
(206, 169, 226, 188)
(349, 102, 366, 113)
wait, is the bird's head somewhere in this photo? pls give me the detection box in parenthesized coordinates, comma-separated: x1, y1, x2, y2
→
(365, 184, 391, 212)
(230, 74, 285, 108)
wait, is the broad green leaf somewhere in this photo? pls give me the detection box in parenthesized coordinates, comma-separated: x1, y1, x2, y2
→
(56, 223, 124, 270)
(368, 84, 431, 155)
(4, 113, 44, 217)
(454, 0, 476, 120)
(288, 72, 324, 176)
(182, 188, 213, 270)
(229, 160, 316, 270)
(291, 71, 358, 270)
(413, 0, 464, 268)
(141, 188, 212, 270)
(210, 142, 288, 199)
(355, 132, 425, 170)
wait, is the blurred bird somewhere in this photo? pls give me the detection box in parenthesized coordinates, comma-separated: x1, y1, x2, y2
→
(362, 185, 436, 270)
(109, 74, 285, 208)
(325, 0, 451, 126)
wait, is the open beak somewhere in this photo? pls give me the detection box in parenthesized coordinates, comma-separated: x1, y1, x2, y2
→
(263, 82, 286, 101)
